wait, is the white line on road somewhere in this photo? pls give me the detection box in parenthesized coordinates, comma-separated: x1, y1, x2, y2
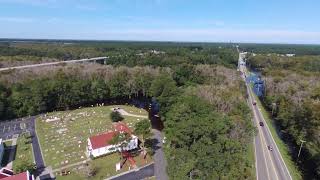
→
(255, 98, 293, 180)
(249, 86, 279, 180)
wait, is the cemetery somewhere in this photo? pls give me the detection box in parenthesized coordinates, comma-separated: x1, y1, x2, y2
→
(35, 104, 150, 174)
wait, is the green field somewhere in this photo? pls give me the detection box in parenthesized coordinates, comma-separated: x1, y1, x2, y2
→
(56, 153, 152, 180)
(36, 105, 148, 170)
(13, 132, 34, 172)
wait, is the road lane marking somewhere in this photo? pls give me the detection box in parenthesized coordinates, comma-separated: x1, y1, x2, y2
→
(254, 98, 292, 180)
(247, 88, 271, 180)
(243, 66, 292, 180)
(248, 85, 279, 180)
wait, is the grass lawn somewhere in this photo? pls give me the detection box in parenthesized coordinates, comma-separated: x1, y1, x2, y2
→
(254, 94, 302, 180)
(36, 105, 148, 170)
(56, 152, 152, 180)
(13, 132, 34, 172)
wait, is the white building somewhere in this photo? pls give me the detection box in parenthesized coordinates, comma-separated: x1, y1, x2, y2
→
(286, 54, 295, 57)
(87, 123, 138, 158)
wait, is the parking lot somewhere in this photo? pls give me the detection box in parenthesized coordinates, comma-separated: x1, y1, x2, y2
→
(0, 117, 34, 140)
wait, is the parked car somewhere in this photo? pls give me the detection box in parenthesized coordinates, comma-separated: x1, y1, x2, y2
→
(259, 122, 264, 126)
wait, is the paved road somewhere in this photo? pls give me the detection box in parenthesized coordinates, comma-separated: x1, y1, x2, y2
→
(0, 57, 108, 72)
(152, 129, 168, 180)
(238, 52, 292, 180)
(109, 163, 154, 180)
(30, 117, 45, 169)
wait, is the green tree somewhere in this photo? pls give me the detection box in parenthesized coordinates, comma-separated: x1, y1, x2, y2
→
(110, 111, 124, 122)
(108, 132, 132, 168)
(134, 119, 152, 158)
(15, 161, 36, 174)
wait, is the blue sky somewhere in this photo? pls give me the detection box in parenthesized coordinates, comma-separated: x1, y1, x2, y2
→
(0, 0, 319, 44)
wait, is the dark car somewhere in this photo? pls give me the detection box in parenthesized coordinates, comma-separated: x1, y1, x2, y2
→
(253, 101, 257, 105)
(268, 145, 273, 151)
(259, 122, 264, 126)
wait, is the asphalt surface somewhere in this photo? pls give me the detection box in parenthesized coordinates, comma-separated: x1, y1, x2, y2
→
(239, 52, 292, 180)
(152, 129, 168, 180)
(0, 117, 33, 140)
(30, 117, 46, 169)
(0, 116, 46, 177)
(110, 163, 154, 180)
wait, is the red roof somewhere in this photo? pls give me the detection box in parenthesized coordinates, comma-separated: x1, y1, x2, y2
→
(89, 131, 117, 150)
(89, 123, 132, 150)
(1, 172, 28, 180)
(114, 122, 131, 134)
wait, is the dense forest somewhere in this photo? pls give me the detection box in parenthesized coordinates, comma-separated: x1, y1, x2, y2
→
(247, 54, 320, 179)
(0, 41, 254, 179)
(239, 43, 320, 56)
(0, 40, 237, 68)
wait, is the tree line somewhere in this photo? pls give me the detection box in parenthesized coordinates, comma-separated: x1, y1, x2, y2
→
(0, 62, 254, 179)
(0, 41, 238, 69)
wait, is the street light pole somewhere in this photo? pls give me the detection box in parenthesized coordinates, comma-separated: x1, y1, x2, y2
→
(297, 139, 306, 159)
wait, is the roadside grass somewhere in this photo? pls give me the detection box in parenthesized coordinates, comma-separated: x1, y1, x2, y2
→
(36, 105, 148, 170)
(254, 94, 302, 180)
(56, 153, 152, 180)
(13, 132, 34, 172)
(246, 141, 256, 180)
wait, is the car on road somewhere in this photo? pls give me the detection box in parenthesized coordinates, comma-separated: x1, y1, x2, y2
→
(259, 122, 264, 126)
(113, 107, 121, 111)
(253, 101, 257, 105)
(268, 145, 273, 151)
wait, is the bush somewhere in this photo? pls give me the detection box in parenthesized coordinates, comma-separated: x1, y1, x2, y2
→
(110, 111, 124, 122)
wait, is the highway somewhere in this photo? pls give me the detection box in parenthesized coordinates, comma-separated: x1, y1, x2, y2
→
(238, 52, 292, 180)
(0, 56, 108, 72)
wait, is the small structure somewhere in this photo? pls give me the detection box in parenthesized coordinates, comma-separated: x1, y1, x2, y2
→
(87, 123, 138, 158)
(286, 54, 295, 57)
(0, 168, 34, 180)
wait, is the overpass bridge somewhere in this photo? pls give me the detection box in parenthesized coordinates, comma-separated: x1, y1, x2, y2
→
(0, 57, 108, 72)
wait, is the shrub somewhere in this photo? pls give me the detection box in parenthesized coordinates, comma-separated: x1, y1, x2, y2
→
(110, 111, 124, 122)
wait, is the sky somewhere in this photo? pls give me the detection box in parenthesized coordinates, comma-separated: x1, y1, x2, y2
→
(0, 0, 320, 44)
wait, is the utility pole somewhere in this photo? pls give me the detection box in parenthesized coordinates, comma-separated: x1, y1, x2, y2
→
(297, 139, 306, 159)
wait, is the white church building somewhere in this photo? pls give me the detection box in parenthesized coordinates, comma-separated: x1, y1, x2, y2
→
(87, 123, 138, 158)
